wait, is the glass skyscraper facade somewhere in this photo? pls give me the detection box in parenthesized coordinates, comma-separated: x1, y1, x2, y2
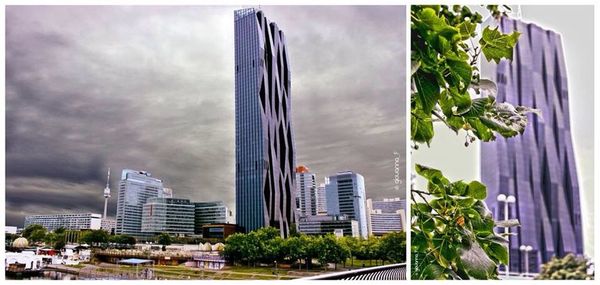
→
(234, 8, 296, 237)
(141, 198, 195, 236)
(481, 18, 584, 273)
(325, 171, 368, 238)
(193, 201, 232, 234)
(115, 169, 168, 240)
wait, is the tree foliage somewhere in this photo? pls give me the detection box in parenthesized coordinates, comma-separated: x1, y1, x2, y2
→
(109, 234, 137, 246)
(22, 224, 46, 239)
(411, 5, 537, 148)
(156, 233, 172, 246)
(411, 165, 515, 279)
(79, 229, 109, 246)
(411, 5, 534, 280)
(223, 227, 404, 269)
(535, 254, 594, 280)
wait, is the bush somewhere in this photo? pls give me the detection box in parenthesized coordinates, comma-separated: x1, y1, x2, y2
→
(535, 253, 594, 280)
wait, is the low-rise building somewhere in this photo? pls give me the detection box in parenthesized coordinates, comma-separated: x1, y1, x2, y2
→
(367, 198, 406, 236)
(297, 215, 359, 237)
(24, 213, 102, 231)
(201, 223, 244, 240)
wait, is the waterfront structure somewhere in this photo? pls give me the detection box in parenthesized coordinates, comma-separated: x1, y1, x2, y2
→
(202, 223, 245, 240)
(325, 171, 368, 238)
(481, 18, 584, 272)
(193, 201, 233, 234)
(115, 169, 168, 239)
(24, 213, 101, 231)
(101, 218, 116, 234)
(141, 198, 195, 236)
(316, 182, 328, 215)
(297, 215, 359, 237)
(234, 8, 296, 237)
(295, 165, 317, 217)
(367, 198, 406, 236)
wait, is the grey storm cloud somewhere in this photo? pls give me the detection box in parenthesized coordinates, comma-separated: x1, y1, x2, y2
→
(5, 5, 406, 227)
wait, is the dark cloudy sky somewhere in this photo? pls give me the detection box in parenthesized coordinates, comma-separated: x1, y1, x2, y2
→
(5, 5, 406, 226)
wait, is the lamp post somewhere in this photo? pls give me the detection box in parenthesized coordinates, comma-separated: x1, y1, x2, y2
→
(519, 245, 533, 277)
(497, 194, 516, 278)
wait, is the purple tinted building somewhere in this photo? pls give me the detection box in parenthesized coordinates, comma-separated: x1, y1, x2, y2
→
(481, 18, 583, 273)
(234, 8, 296, 237)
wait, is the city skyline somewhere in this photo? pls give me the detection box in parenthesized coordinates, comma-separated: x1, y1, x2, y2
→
(5, 6, 406, 227)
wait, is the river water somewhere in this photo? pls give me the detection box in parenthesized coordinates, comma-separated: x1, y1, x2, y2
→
(7, 270, 79, 280)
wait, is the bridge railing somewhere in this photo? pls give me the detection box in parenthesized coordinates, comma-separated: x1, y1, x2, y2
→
(300, 263, 406, 280)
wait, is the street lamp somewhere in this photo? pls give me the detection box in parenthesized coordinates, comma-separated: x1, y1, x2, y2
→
(497, 194, 516, 278)
(520, 245, 533, 277)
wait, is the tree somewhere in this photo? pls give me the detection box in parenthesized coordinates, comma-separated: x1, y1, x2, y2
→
(283, 235, 307, 269)
(109, 234, 136, 247)
(535, 254, 594, 280)
(156, 233, 172, 247)
(315, 234, 350, 270)
(339, 236, 359, 267)
(223, 233, 247, 266)
(79, 229, 109, 246)
(378, 231, 406, 263)
(410, 5, 534, 280)
(29, 228, 47, 243)
(22, 224, 46, 239)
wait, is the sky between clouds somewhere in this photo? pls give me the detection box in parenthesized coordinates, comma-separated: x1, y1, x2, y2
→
(5, 5, 407, 226)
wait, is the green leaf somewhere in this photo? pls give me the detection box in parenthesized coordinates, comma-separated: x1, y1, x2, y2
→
(449, 181, 468, 196)
(479, 27, 521, 63)
(447, 59, 473, 85)
(411, 111, 434, 145)
(420, 263, 446, 280)
(415, 202, 432, 213)
(467, 181, 487, 200)
(414, 71, 440, 114)
(458, 20, 476, 40)
(486, 241, 509, 265)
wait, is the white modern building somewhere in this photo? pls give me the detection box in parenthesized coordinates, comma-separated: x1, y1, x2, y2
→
(366, 197, 406, 236)
(5, 226, 18, 234)
(316, 182, 328, 215)
(295, 165, 317, 217)
(141, 198, 195, 236)
(325, 171, 368, 238)
(101, 218, 116, 233)
(24, 213, 101, 231)
(115, 169, 169, 239)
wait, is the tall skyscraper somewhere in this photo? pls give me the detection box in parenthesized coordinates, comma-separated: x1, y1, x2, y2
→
(234, 8, 296, 237)
(325, 171, 368, 238)
(115, 169, 167, 239)
(316, 182, 328, 215)
(481, 18, 583, 272)
(295, 165, 317, 217)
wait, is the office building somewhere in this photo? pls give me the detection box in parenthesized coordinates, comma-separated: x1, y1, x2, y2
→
(325, 171, 368, 238)
(367, 198, 406, 236)
(24, 213, 101, 231)
(481, 18, 584, 272)
(234, 8, 296, 237)
(295, 165, 317, 217)
(316, 182, 328, 215)
(297, 215, 359, 237)
(194, 201, 233, 234)
(141, 198, 195, 236)
(115, 169, 168, 239)
(101, 218, 116, 234)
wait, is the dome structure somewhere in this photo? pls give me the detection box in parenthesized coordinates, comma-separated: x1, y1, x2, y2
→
(201, 242, 212, 251)
(212, 243, 225, 251)
(12, 237, 29, 248)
